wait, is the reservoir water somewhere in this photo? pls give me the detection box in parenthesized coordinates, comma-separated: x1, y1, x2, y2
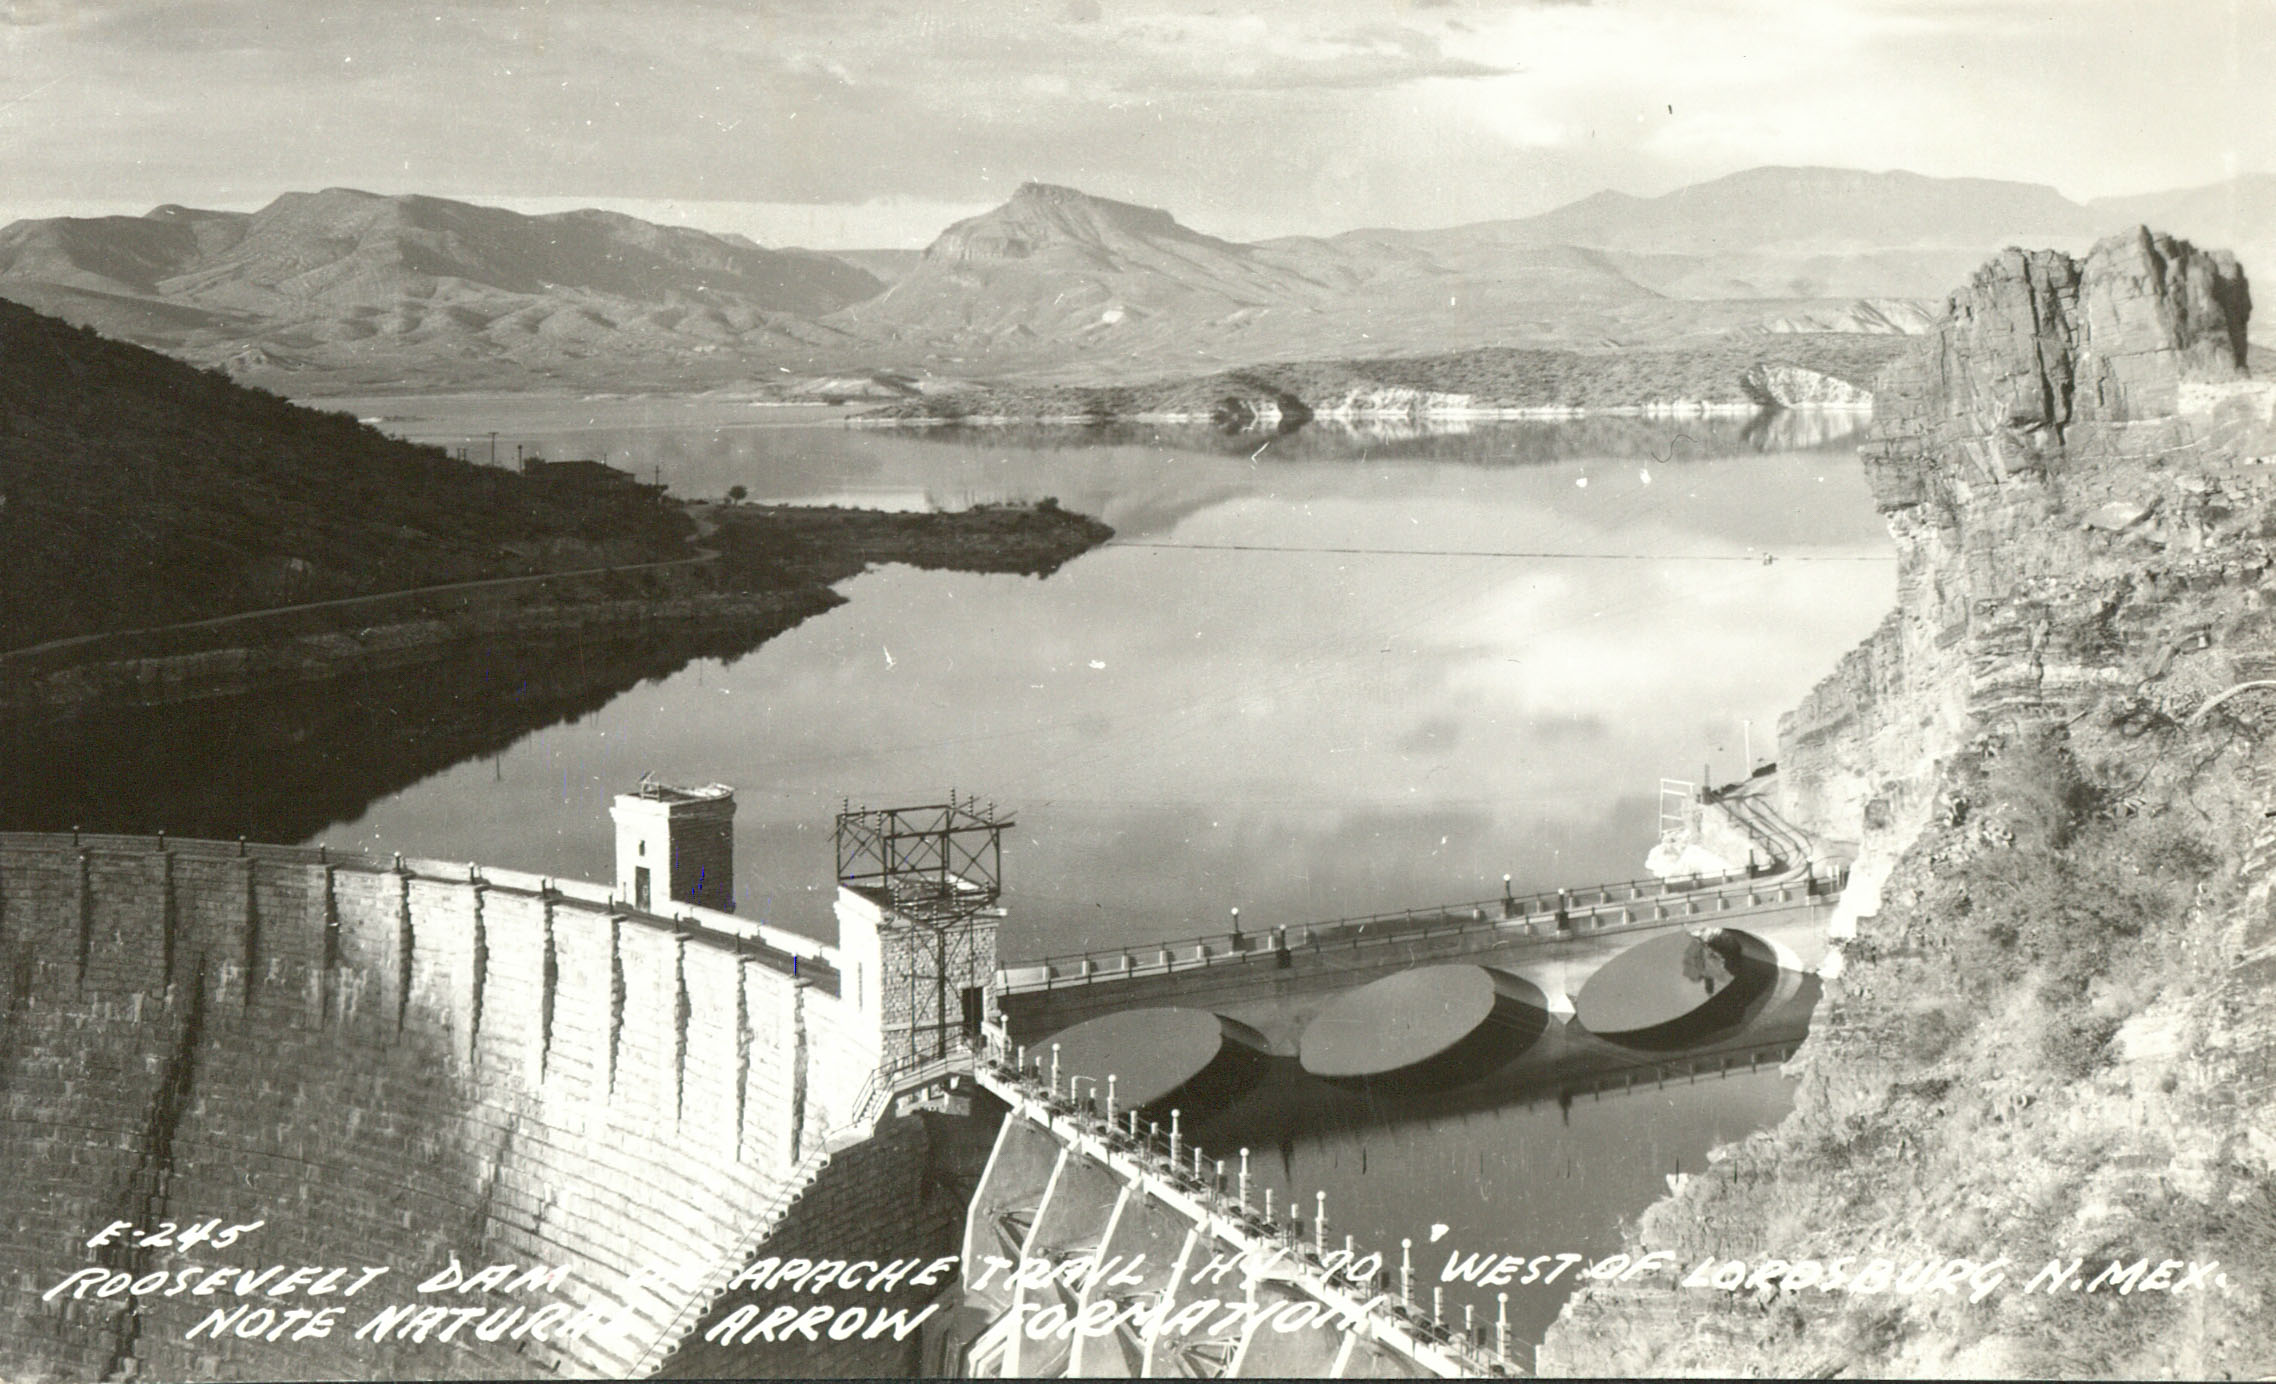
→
(46, 397, 1899, 1359)
(312, 399, 1894, 962)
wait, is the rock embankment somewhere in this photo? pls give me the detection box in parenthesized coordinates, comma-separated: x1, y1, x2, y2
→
(1544, 227, 2276, 1377)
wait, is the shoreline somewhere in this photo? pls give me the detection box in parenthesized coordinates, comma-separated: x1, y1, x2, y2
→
(845, 399, 1873, 428)
(1, 501, 1112, 720)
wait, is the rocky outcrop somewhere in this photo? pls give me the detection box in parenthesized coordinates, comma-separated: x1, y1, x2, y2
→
(1307, 386, 1478, 419)
(1780, 228, 2253, 865)
(1740, 363, 1875, 409)
(1544, 228, 2276, 1378)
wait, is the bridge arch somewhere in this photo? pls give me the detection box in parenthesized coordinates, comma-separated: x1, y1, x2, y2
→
(1573, 928, 1783, 1050)
(1298, 964, 1549, 1089)
(1745, 927, 1808, 975)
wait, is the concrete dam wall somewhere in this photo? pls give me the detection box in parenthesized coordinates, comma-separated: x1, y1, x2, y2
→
(0, 831, 886, 1382)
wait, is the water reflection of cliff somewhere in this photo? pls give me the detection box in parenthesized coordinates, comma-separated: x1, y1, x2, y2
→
(879, 409, 1867, 463)
(0, 606, 829, 841)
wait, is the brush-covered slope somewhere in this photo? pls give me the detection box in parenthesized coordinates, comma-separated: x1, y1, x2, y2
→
(1542, 229, 2276, 1378)
(0, 299, 692, 649)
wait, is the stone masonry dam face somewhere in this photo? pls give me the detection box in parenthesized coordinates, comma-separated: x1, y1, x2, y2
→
(0, 831, 890, 1382)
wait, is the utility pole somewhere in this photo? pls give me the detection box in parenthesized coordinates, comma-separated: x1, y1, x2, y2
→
(488, 431, 498, 466)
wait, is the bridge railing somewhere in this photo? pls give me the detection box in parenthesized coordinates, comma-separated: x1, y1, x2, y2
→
(975, 1028, 1524, 1377)
(1000, 861, 1848, 994)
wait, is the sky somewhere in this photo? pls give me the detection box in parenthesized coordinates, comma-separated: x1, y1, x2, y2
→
(2, 0, 2272, 247)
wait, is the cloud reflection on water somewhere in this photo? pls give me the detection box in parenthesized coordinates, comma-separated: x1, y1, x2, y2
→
(321, 416, 1892, 962)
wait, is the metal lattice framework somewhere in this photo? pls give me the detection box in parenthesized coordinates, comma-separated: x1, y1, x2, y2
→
(835, 795, 1009, 926)
(837, 796, 1012, 1070)
(1658, 777, 1701, 846)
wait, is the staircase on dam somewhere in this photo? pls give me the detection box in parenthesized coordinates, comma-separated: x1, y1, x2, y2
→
(1696, 771, 1819, 874)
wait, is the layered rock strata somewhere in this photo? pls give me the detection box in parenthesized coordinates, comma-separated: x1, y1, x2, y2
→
(1544, 228, 2276, 1376)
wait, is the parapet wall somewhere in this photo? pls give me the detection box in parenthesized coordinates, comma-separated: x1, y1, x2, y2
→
(0, 831, 881, 1381)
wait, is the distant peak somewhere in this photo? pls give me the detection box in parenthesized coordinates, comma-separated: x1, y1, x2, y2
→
(922, 181, 1233, 265)
(252, 187, 389, 217)
(997, 182, 1178, 226)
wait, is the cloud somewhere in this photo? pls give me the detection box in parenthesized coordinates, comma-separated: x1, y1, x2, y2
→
(1, 0, 2269, 241)
(1077, 15, 1515, 93)
(2, 0, 95, 26)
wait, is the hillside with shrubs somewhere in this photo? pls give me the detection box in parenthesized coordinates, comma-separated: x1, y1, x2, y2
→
(0, 299, 691, 649)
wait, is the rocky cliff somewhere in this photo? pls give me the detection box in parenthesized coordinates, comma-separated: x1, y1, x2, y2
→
(1542, 228, 2276, 1377)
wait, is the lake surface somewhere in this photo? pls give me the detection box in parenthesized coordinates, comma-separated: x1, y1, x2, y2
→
(309, 398, 1894, 967)
(72, 396, 1899, 1363)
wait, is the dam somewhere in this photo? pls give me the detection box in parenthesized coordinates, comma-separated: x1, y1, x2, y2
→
(0, 776, 1838, 1380)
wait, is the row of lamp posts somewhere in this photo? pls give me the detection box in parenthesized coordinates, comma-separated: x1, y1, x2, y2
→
(1001, 1037, 1516, 1369)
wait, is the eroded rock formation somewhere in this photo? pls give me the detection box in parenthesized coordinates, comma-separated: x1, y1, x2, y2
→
(1780, 229, 2258, 882)
(1544, 228, 2276, 1377)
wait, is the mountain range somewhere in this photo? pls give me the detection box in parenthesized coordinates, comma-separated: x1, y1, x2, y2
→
(3, 168, 2271, 392)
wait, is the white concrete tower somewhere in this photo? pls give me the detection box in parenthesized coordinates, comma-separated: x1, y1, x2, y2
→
(611, 780, 736, 913)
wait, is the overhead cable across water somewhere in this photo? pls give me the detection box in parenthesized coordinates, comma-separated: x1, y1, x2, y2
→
(1106, 540, 1894, 562)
